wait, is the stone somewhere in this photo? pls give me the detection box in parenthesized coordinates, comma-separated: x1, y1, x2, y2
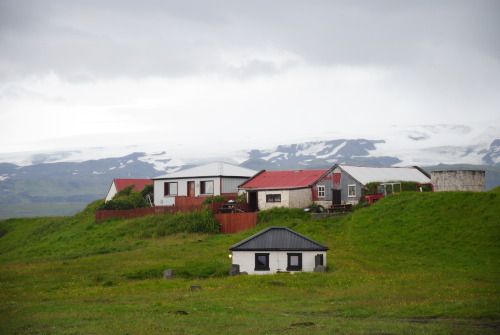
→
(229, 264, 240, 276)
(314, 265, 327, 273)
(163, 269, 174, 279)
(190, 285, 202, 291)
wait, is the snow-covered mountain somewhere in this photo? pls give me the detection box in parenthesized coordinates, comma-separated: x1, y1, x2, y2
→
(1, 124, 497, 169)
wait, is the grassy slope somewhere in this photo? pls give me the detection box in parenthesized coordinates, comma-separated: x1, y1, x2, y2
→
(0, 190, 499, 334)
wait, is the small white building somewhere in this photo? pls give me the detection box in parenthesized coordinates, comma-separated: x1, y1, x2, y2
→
(153, 161, 258, 206)
(229, 227, 329, 275)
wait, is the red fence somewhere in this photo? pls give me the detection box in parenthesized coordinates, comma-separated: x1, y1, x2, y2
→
(215, 212, 258, 234)
(95, 203, 258, 234)
(95, 205, 203, 222)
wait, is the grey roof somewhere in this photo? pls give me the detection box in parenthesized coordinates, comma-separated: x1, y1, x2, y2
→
(154, 161, 258, 180)
(229, 227, 329, 251)
(337, 164, 431, 185)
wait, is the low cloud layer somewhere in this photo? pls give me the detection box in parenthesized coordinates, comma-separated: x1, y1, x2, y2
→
(0, 0, 499, 154)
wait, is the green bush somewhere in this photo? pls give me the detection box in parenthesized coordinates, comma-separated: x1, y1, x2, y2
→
(363, 181, 422, 195)
(201, 195, 227, 205)
(99, 199, 135, 210)
(113, 185, 134, 199)
(99, 190, 148, 210)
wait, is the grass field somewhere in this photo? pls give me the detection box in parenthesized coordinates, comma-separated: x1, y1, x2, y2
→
(0, 190, 499, 334)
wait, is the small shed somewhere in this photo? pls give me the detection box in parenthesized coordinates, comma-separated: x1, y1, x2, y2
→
(229, 226, 329, 275)
(105, 179, 153, 202)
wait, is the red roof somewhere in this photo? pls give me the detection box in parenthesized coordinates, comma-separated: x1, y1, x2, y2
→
(114, 179, 153, 192)
(240, 170, 328, 190)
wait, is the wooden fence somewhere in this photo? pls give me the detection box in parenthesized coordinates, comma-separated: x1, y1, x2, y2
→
(215, 212, 258, 234)
(95, 203, 257, 234)
(95, 205, 203, 222)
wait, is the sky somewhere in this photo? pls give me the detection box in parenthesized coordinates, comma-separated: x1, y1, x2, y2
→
(0, 0, 499, 158)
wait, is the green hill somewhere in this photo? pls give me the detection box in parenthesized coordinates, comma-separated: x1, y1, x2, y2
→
(0, 190, 499, 334)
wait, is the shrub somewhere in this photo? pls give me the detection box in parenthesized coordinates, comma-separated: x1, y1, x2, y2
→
(113, 185, 134, 199)
(99, 199, 135, 210)
(201, 195, 227, 205)
(141, 183, 154, 203)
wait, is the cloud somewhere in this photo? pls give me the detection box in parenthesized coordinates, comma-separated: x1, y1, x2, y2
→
(0, 0, 499, 156)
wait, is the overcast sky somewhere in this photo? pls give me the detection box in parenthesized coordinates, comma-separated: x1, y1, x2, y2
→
(1, 0, 499, 156)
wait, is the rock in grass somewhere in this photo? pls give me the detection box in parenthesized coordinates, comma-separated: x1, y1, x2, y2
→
(190, 285, 202, 290)
(291, 322, 315, 327)
(230, 264, 240, 276)
(163, 269, 174, 279)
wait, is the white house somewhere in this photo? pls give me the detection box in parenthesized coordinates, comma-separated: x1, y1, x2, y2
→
(229, 226, 329, 275)
(153, 161, 258, 206)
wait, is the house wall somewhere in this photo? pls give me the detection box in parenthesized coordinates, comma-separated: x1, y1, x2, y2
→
(312, 170, 336, 207)
(256, 188, 312, 210)
(154, 177, 250, 206)
(288, 188, 314, 208)
(105, 182, 118, 202)
(333, 167, 362, 205)
(232, 250, 327, 275)
(431, 170, 485, 192)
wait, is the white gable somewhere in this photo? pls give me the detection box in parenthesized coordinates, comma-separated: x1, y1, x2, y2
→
(154, 161, 258, 179)
(339, 165, 430, 185)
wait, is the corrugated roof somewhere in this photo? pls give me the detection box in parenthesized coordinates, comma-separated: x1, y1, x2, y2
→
(337, 164, 430, 185)
(239, 169, 328, 190)
(154, 161, 258, 180)
(114, 179, 152, 192)
(230, 227, 329, 251)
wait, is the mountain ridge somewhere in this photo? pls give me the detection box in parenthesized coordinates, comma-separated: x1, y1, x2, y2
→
(1, 134, 499, 219)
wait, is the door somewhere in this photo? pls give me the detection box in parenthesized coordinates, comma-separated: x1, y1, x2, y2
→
(332, 189, 341, 205)
(187, 181, 195, 197)
(248, 191, 258, 212)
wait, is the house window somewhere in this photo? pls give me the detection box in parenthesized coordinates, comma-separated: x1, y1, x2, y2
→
(317, 185, 325, 198)
(164, 182, 178, 196)
(287, 253, 302, 271)
(266, 194, 281, 203)
(200, 181, 214, 195)
(255, 253, 270, 271)
(348, 184, 356, 197)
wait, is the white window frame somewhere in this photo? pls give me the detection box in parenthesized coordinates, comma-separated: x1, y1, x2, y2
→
(348, 184, 356, 197)
(317, 185, 325, 198)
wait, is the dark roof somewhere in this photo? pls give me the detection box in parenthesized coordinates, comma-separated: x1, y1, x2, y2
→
(239, 169, 329, 190)
(229, 227, 329, 251)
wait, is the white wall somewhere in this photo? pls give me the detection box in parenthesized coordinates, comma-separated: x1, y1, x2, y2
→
(256, 189, 312, 210)
(232, 250, 327, 275)
(257, 190, 288, 210)
(288, 188, 313, 208)
(105, 182, 118, 202)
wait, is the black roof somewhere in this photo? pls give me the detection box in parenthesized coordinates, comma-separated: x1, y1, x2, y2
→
(229, 227, 329, 251)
